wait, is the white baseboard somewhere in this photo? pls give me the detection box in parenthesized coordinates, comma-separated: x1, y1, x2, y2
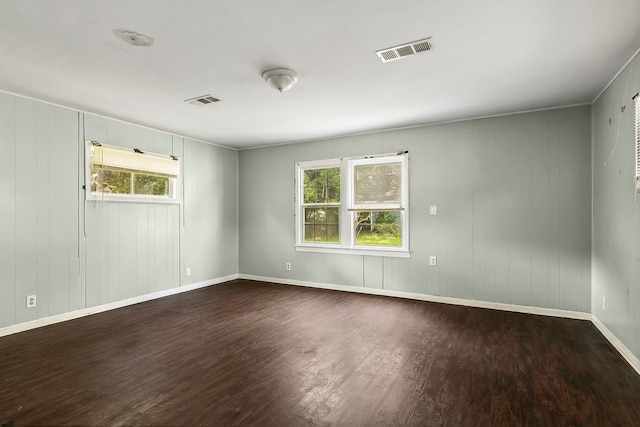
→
(591, 315, 640, 375)
(239, 274, 591, 320)
(4, 272, 639, 377)
(0, 273, 239, 338)
(240, 274, 640, 376)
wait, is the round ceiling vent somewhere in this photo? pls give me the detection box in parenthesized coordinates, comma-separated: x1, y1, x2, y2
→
(113, 29, 154, 47)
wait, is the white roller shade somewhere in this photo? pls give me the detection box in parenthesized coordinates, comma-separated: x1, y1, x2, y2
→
(90, 143, 179, 177)
(351, 156, 404, 210)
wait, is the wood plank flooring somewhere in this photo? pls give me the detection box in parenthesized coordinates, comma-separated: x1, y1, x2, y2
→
(1, 279, 639, 426)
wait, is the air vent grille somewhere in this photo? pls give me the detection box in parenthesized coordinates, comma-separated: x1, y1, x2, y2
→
(381, 50, 398, 61)
(376, 37, 433, 63)
(185, 95, 220, 105)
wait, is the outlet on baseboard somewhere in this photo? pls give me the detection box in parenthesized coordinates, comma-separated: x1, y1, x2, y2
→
(26, 295, 37, 308)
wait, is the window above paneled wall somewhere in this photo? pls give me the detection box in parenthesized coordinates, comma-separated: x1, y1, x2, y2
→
(86, 141, 180, 204)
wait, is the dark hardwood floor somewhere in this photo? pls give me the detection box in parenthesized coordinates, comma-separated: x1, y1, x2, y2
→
(1, 279, 639, 426)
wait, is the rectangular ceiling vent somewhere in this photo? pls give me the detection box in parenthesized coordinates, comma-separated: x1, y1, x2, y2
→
(376, 37, 433, 63)
(185, 94, 220, 105)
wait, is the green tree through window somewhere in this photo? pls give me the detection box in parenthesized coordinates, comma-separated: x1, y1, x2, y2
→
(296, 153, 408, 254)
(302, 167, 340, 242)
(87, 141, 179, 202)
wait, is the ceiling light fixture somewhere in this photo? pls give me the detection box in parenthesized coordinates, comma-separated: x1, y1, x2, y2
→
(113, 29, 154, 47)
(262, 68, 298, 93)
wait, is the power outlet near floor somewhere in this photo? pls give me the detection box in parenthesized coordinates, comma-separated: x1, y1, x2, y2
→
(429, 256, 437, 266)
(186, 267, 192, 277)
(285, 262, 291, 271)
(26, 295, 37, 308)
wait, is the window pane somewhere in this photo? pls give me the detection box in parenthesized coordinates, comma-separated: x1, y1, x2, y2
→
(354, 211, 401, 246)
(91, 167, 131, 194)
(134, 174, 170, 196)
(304, 207, 340, 242)
(303, 167, 340, 203)
(354, 162, 401, 204)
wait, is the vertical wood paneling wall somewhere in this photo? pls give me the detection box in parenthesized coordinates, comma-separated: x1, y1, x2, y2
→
(0, 93, 239, 329)
(239, 106, 592, 313)
(83, 115, 182, 306)
(0, 95, 80, 327)
(592, 52, 640, 360)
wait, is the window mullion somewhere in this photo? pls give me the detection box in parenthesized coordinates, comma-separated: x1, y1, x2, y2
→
(296, 153, 408, 253)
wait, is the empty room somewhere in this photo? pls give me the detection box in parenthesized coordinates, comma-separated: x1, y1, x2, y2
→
(1, 1, 640, 425)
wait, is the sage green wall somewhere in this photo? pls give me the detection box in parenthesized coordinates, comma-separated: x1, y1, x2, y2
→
(239, 106, 592, 312)
(0, 93, 239, 329)
(0, 94, 81, 327)
(592, 52, 640, 360)
(0, 91, 595, 331)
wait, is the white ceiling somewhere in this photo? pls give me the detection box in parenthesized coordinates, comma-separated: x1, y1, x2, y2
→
(1, 1, 639, 149)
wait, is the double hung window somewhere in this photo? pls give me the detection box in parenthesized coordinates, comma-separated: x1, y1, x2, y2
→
(296, 152, 409, 257)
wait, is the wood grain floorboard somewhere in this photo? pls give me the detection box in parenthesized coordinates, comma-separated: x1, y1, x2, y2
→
(1, 279, 639, 426)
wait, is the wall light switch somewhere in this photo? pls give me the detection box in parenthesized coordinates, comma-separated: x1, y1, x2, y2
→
(429, 205, 437, 216)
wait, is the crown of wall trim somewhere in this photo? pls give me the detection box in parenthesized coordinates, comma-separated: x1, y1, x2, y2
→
(240, 103, 592, 151)
(0, 89, 238, 151)
(593, 45, 640, 104)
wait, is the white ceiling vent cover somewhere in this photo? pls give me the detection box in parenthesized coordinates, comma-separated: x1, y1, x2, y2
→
(185, 95, 220, 105)
(376, 38, 433, 63)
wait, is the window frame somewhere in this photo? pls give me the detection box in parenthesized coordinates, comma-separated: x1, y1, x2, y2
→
(295, 153, 409, 258)
(85, 141, 181, 204)
(296, 158, 343, 248)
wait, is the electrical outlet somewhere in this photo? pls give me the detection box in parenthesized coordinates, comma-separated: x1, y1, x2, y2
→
(429, 205, 438, 216)
(286, 262, 291, 271)
(186, 267, 191, 277)
(26, 295, 37, 308)
(603, 296, 606, 310)
(429, 256, 437, 266)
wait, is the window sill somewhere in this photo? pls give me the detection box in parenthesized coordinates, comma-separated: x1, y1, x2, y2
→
(295, 244, 411, 258)
(86, 194, 180, 204)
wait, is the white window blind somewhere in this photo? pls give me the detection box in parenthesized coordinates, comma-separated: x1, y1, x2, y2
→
(351, 157, 403, 211)
(634, 93, 640, 191)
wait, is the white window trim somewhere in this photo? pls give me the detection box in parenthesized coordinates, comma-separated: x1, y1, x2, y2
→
(85, 141, 181, 204)
(295, 153, 410, 258)
(295, 158, 342, 247)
